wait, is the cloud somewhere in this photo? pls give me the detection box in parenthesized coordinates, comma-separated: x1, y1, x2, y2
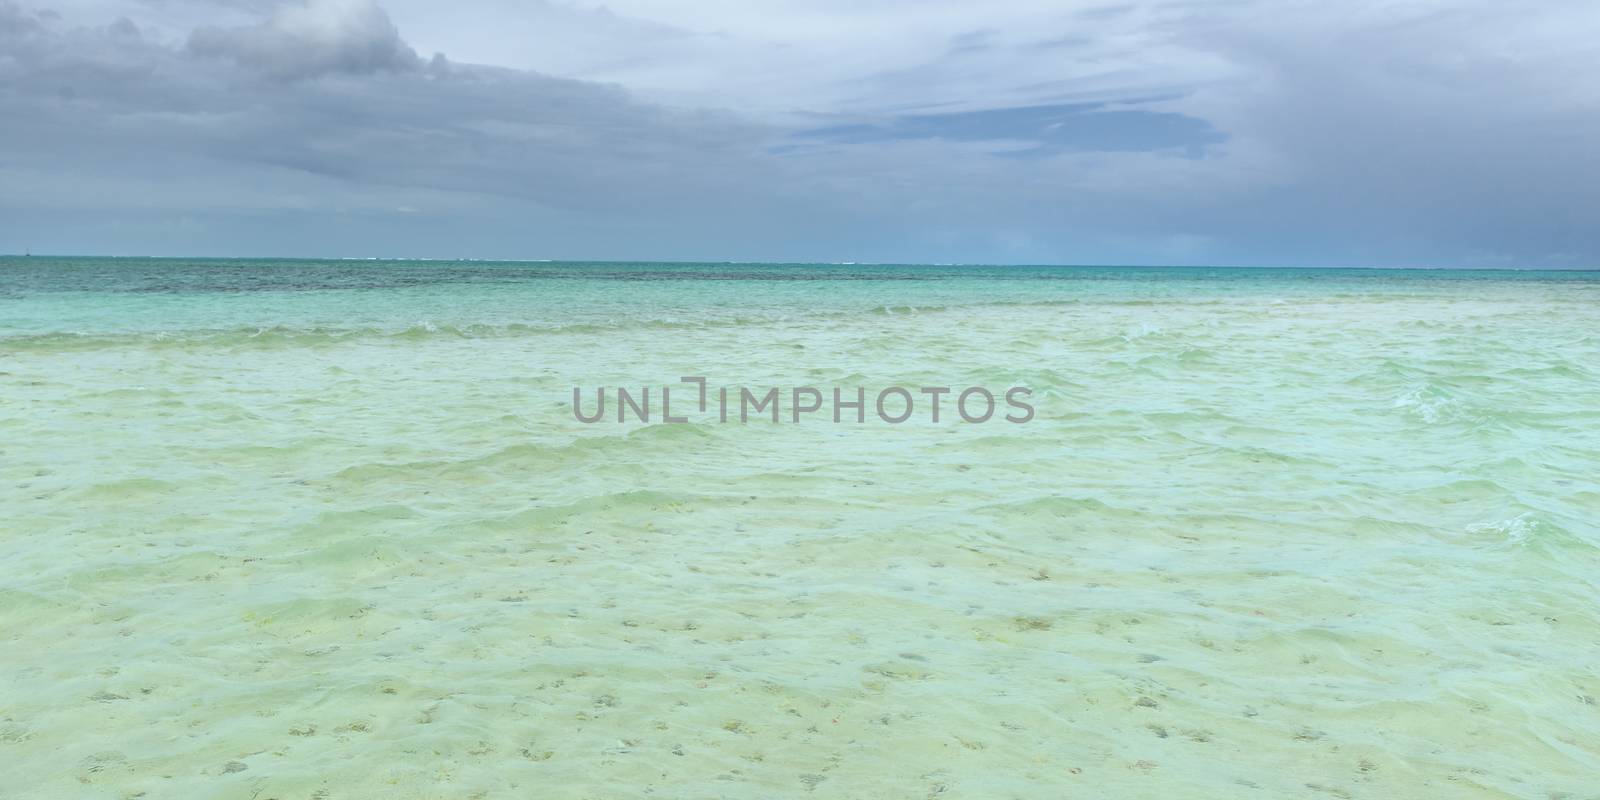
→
(188, 0, 419, 79)
(0, 1, 831, 259)
(0, 1, 45, 36)
(796, 101, 1223, 158)
(0, 0, 1597, 265)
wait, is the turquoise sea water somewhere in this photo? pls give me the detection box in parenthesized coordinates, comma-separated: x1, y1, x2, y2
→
(3, 257, 1599, 798)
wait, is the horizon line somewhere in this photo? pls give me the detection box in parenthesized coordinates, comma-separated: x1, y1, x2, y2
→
(4, 253, 1600, 271)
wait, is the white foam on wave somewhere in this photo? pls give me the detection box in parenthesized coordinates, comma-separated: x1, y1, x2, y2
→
(1466, 512, 1542, 544)
(1393, 384, 1467, 424)
(1121, 322, 1163, 342)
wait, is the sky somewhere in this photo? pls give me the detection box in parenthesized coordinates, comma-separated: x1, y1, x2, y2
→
(1, 0, 1597, 266)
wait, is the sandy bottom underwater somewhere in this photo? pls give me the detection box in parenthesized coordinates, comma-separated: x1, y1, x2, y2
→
(3, 287, 1600, 798)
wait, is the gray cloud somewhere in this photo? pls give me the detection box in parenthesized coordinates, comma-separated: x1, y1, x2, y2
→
(0, 0, 839, 259)
(796, 102, 1223, 159)
(0, 0, 1597, 266)
(0, 1, 44, 34)
(187, 0, 418, 79)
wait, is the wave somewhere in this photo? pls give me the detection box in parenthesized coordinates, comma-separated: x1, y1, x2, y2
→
(321, 427, 727, 488)
(0, 296, 1272, 353)
(1392, 383, 1471, 424)
(1463, 512, 1593, 552)
(0, 320, 768, 352)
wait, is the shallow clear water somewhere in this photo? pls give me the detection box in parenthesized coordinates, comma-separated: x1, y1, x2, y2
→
(3, 257, 1599, 798)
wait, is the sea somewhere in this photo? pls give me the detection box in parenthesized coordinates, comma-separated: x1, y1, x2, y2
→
(2, 257, 1598, 798)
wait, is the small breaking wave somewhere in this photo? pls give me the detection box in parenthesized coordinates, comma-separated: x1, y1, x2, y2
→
(1392, 384, 1470, 424)
(1463, 512, 1592, 552)
(1466, 512, 1545, 544)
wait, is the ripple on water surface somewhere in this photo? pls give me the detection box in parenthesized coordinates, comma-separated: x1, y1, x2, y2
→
(2, 260, 1599, 798)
